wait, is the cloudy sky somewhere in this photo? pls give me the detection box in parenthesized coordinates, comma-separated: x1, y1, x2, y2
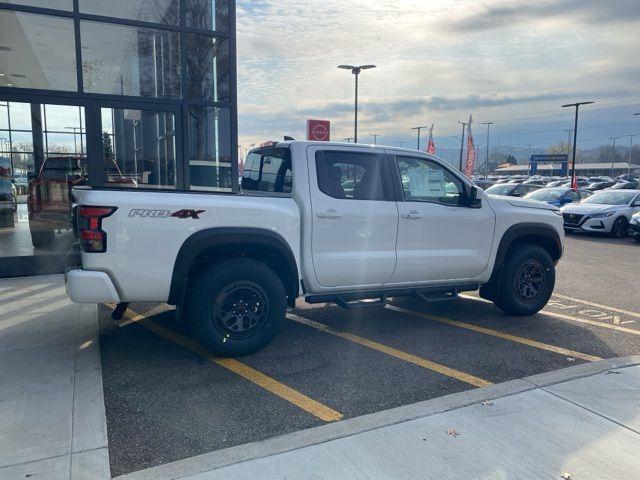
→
(235, 0, 640, 157)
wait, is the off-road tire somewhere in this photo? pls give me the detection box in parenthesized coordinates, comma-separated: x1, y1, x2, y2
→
(493, 244, 555, 316)
(186, 258, 286, 357)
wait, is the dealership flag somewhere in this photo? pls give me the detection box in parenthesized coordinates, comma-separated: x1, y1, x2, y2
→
(464, 115, 476, 176)
(427, 124, 436, 154)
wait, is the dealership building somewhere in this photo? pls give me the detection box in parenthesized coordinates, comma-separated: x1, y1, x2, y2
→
(0, 0, 238, 277)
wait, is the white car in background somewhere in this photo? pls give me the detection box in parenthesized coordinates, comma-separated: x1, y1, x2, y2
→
(561, 189, 640, 238)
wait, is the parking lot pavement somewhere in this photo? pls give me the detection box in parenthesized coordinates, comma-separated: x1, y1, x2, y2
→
(100, 236, 640, 477)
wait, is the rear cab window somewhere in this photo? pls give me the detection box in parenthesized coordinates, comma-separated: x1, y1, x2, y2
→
(241, 147, 292, 194)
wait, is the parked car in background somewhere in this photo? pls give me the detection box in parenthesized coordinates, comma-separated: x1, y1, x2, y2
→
(525, 187, 591, 207)
(561, 189, 640, 238)
(611, 180, 639, 190)
(28, 156, 135, 248)
(587, 180, 616, 191)
(629, 212, 640, 242)
(617, 174, 638, 182)
(546, 179, 568, 187)
(485, 183, 542, 197)
(522, 179, 547, 186)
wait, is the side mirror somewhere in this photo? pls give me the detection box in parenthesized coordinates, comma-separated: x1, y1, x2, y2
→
(467, 185, 482, 208)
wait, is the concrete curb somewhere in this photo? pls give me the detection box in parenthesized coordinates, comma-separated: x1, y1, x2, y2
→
(116, 355, 640, 480)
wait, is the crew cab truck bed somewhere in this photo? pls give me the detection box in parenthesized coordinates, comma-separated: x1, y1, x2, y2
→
(66, 141, 563, 356)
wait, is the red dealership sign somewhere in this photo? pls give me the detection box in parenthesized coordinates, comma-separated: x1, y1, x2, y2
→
(306, 119, 331, 141)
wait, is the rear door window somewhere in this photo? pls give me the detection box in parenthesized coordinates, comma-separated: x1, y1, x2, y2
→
(315, 150, 387, 201)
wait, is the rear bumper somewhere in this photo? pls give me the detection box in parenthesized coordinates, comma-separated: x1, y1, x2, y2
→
(65, 268, 120, 304)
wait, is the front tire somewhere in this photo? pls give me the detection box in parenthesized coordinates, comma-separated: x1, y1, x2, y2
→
(186, 258, 286, 357)
(493, 244, 555, 316)
(610, 217, 628, 238)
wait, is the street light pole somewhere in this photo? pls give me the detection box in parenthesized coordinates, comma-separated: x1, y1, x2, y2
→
(338, 64, 377, 143)
(411, 126, 427, 150)
(561, 101, 594, 187)
(564, 129, 573, 156)
(457, 121, 469, 171)
(609, 136, 621, 177)
(623, 134, 636, 176)
(481, 121, 494, 179)
(370, 133, 382, 145)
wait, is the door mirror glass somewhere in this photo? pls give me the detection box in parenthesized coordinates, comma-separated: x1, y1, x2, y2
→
(467, 185, 482, 208)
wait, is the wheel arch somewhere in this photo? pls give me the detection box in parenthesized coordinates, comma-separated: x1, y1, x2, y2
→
(168, 227, 299, 307)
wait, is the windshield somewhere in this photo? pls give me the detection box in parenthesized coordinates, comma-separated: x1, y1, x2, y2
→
(525, 188, 566, 201)
(485, 184, 516, 195)
(582, 191, 636, 205)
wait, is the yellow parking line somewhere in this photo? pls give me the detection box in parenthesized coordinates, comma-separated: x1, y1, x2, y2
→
(117, 308, 343, 423)
(552, 293, 640, 320)
(287, 313, 492, 388)
(386, 304, 602, 362)
(459, 294, 640, 336)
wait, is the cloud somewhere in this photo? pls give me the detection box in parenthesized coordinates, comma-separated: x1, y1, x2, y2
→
(451, 0, 640, 32)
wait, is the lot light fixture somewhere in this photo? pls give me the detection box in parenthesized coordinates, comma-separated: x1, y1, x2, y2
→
(561, 101, 594, 187)
(337, 64, 377, 143)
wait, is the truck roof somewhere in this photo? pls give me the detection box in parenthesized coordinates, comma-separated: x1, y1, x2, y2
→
(254, 140, 435, 156)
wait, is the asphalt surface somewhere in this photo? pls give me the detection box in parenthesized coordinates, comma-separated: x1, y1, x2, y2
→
(99, 234, 640, 477)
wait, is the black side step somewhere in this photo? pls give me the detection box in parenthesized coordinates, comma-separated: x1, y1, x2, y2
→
(306, 284, 478, 310)
(111, 302, 129, 321)
(334, 295, 388, 310)
(414, 289, 459, 302)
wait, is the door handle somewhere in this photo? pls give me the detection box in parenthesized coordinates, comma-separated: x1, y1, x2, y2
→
(401, 211, 423, 220)
(316, 209, 342, 219)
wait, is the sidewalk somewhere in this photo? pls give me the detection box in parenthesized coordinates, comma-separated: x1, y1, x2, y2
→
(123, 361, 640, 480)
(0, 275, 109, 480)
(1, 275, 639, 479)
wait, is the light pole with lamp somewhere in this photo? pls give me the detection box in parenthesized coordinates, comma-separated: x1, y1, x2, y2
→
(481, 121, 494, 179)
(457, 120, 469, 171)
(411, 126, 427, 150)
(609, 136, 621, 177)
(337, 65, 377, 144)
(65, 126, 84, 156)
(561, 101, 594, 188)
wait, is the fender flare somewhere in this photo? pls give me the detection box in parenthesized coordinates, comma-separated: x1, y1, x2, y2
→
(494, 222, 563, 268)
(168, 227, 299, 305)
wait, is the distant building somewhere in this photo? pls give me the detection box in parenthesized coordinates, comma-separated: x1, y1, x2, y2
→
(495, 162, 640, 177)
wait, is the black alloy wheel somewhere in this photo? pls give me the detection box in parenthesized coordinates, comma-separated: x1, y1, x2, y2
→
(211, 281, 270, 340)
(514, 259, 545, 302)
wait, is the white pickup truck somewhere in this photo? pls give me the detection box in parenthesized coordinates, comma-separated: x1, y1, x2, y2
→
(66, 141, 564, 356)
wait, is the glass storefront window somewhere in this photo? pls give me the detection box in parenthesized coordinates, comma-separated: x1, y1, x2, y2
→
(186, 0, 229, 32)
(101, 107, 177, 189)
(81, 21, 181, 98)
(0, 101, 85, 260)
(0, 11, 77, 91)
(186, 34, 229, 102)
(80, 0, 180, 25)
(188, 106, 231, 191)
(1, 1, 72, 11)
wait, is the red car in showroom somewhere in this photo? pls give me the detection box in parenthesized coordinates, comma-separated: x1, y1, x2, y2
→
(28, 156, 133, 248)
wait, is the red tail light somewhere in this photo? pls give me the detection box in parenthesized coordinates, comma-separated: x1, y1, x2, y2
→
(78, 206, 116, 253)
